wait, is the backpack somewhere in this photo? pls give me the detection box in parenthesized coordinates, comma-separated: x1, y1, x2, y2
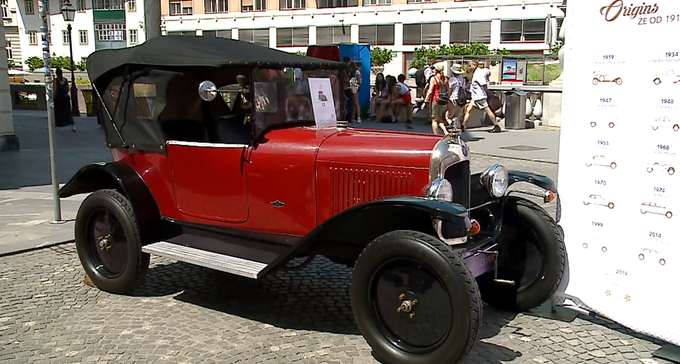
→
(456, 82, 471, 106)
(436, 77, 450, 105)
(415, 68, 427, 89)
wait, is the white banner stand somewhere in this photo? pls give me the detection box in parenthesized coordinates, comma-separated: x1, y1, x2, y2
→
(556, 1, 680, 361)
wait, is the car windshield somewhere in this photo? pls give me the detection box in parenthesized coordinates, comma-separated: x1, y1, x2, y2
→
(251, 67, 343, 136)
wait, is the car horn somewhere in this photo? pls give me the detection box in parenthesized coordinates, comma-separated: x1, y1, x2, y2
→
(236, 74, 252, 110)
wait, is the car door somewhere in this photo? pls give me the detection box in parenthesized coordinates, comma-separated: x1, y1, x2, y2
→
(167, 140, 250, 223)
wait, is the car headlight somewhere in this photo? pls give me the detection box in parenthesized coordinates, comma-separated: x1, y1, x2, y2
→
(427, 178, 453, 202)
(480, 164, 508, 198)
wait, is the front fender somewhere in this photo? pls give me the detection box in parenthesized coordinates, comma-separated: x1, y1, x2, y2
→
(260, 196, 471, 276)
(470, 170, 561, 222)
(59, 161, 161, 243)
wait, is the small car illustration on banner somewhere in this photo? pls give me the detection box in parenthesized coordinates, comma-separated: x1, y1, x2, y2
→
(590, 121, 616, 128)
(638, 247, 658, 261)
(650, 116, 680, 131)
(583, 194, 615, 209)
(640, 202, 673, 218)
(646, 162, 675, 175)
(585, 155, 617, 169)
(652, 70, 680, 85)
(592, 73, 623, 85)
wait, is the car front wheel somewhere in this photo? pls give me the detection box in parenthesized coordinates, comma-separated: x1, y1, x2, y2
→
(74, 189, 150, 294)
(476, 197, 566, 312)
(350, 230, 481, 364)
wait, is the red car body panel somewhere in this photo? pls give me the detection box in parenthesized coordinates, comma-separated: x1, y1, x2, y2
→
(111, 126, 439, 240)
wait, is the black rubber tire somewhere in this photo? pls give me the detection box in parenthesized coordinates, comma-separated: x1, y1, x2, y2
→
(350, 230, 481, 364)
(74, 189, 150, 294)
(476, 197, 566, 312)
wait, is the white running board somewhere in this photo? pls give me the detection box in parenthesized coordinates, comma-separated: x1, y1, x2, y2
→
(142, 241, 267, 279)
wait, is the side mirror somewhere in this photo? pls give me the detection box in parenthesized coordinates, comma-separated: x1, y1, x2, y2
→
(198, 80, 217, 101)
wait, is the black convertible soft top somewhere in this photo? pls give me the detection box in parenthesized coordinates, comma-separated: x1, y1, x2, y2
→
(87, 35, 345, 82)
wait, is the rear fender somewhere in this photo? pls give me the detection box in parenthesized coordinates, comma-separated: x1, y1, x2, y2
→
(261, 197, 470, 275)
(59, 161, 161, 243)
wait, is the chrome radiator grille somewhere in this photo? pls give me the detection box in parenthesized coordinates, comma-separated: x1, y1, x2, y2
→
(444, 160, 470, 209)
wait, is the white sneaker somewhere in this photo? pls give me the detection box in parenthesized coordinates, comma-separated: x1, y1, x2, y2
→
(356, 117, 362, 124)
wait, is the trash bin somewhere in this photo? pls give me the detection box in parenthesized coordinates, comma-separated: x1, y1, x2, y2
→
(81, 88, 95, 116)
(504, 89, 527, 130)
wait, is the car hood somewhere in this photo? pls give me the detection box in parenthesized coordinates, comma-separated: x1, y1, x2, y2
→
(316, 127, 441, 169)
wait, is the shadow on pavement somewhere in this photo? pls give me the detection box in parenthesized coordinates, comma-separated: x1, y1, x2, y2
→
(134, 256, 521, 362)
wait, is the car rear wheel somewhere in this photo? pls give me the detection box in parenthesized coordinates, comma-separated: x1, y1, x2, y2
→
(476, 197, 566, 312)
(75, 189, 149, 294)
(350, 230, 481, 364)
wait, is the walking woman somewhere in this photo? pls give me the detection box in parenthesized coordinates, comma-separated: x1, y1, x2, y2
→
(348, 61, 362, 123)
(424, 63, 450, 135)
(53, 68, 76, 132)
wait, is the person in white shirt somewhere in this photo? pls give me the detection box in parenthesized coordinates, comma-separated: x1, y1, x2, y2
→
(446, 63, 467, 128)
(462, 60, 502, 133)
(349, 61, 362, 123)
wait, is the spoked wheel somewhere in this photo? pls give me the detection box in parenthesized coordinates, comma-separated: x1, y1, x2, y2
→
(75, 189, 149, 294)
(476, 198, 566, 312)
(351, 230, 481, 364)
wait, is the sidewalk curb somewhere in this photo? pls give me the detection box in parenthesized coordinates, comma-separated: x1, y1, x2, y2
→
(470, 151, 559, 165)
(0, 239, 74, 258)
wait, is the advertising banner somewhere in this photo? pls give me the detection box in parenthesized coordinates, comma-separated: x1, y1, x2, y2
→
(558, 0, 680, 346)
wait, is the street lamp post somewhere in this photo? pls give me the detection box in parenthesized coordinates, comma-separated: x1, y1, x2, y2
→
(60, 0, 79, 116)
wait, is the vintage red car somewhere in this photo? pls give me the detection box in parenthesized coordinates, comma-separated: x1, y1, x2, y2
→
(59, 36, 566, 364)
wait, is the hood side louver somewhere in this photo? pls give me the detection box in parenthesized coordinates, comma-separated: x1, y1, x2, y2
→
(329, 166, 415, 214)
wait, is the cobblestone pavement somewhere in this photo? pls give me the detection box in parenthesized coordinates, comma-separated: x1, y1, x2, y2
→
(0, 154, 674, 364)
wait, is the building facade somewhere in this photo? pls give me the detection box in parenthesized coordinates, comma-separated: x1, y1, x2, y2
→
(160, 0, 565, 75)
(2, 0, 148, 70)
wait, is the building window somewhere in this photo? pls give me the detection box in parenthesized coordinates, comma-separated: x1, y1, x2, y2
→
(279, 0, 304, 10)
(358, 24, 394, 45)
(94, 0, 125, 10)
(362, 0, 390, 4)
(317, 0, 357, 8)
(79, 30, 88, 44)
(205, 0, 228, 12)
(5, 41, 11, 60)
(241, 0, 265, 12)
(25, 0, 34, 14)
(62, 30, 70, 45)
(276, 27, 308, 47)
(403, 23, 440, 45)
(76, 0, 85, 10)
(29, 31, 38, 45)
(406, 0, 435, 3)
(316, 26, 350, 44)
(238, 29, 269, 46)
(95, 23, 126, 41)
(450, 21, 491, 44)
(501, 19, 546, 42)
(128, 0, 136, 11)
(169, 1, 192, 15)
(1, 0, 9, 19)
(129, 29, 138, 44)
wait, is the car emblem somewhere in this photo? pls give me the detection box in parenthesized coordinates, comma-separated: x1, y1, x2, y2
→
(270, 200, 285, 207)
(461, 142, 468, 157)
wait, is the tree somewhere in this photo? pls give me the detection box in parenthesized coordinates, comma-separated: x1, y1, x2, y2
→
(76, 57, 87, 71)
(409, 43, 511, 69)
(51, 56, 75, 71)
(550, 40, 563, 56)
(370, 47, 393, 67)
(25, 56, 44, 72)
(7, 59, 14, 69)
(295, 51, 306, 56)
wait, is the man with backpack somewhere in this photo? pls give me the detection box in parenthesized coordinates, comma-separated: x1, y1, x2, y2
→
(462, 60, 502, 133)
(446, 63, 468, 129)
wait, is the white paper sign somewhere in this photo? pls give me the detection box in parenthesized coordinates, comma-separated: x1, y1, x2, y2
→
(559, 0, 680, 346)
(308, 77, 337, 128)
